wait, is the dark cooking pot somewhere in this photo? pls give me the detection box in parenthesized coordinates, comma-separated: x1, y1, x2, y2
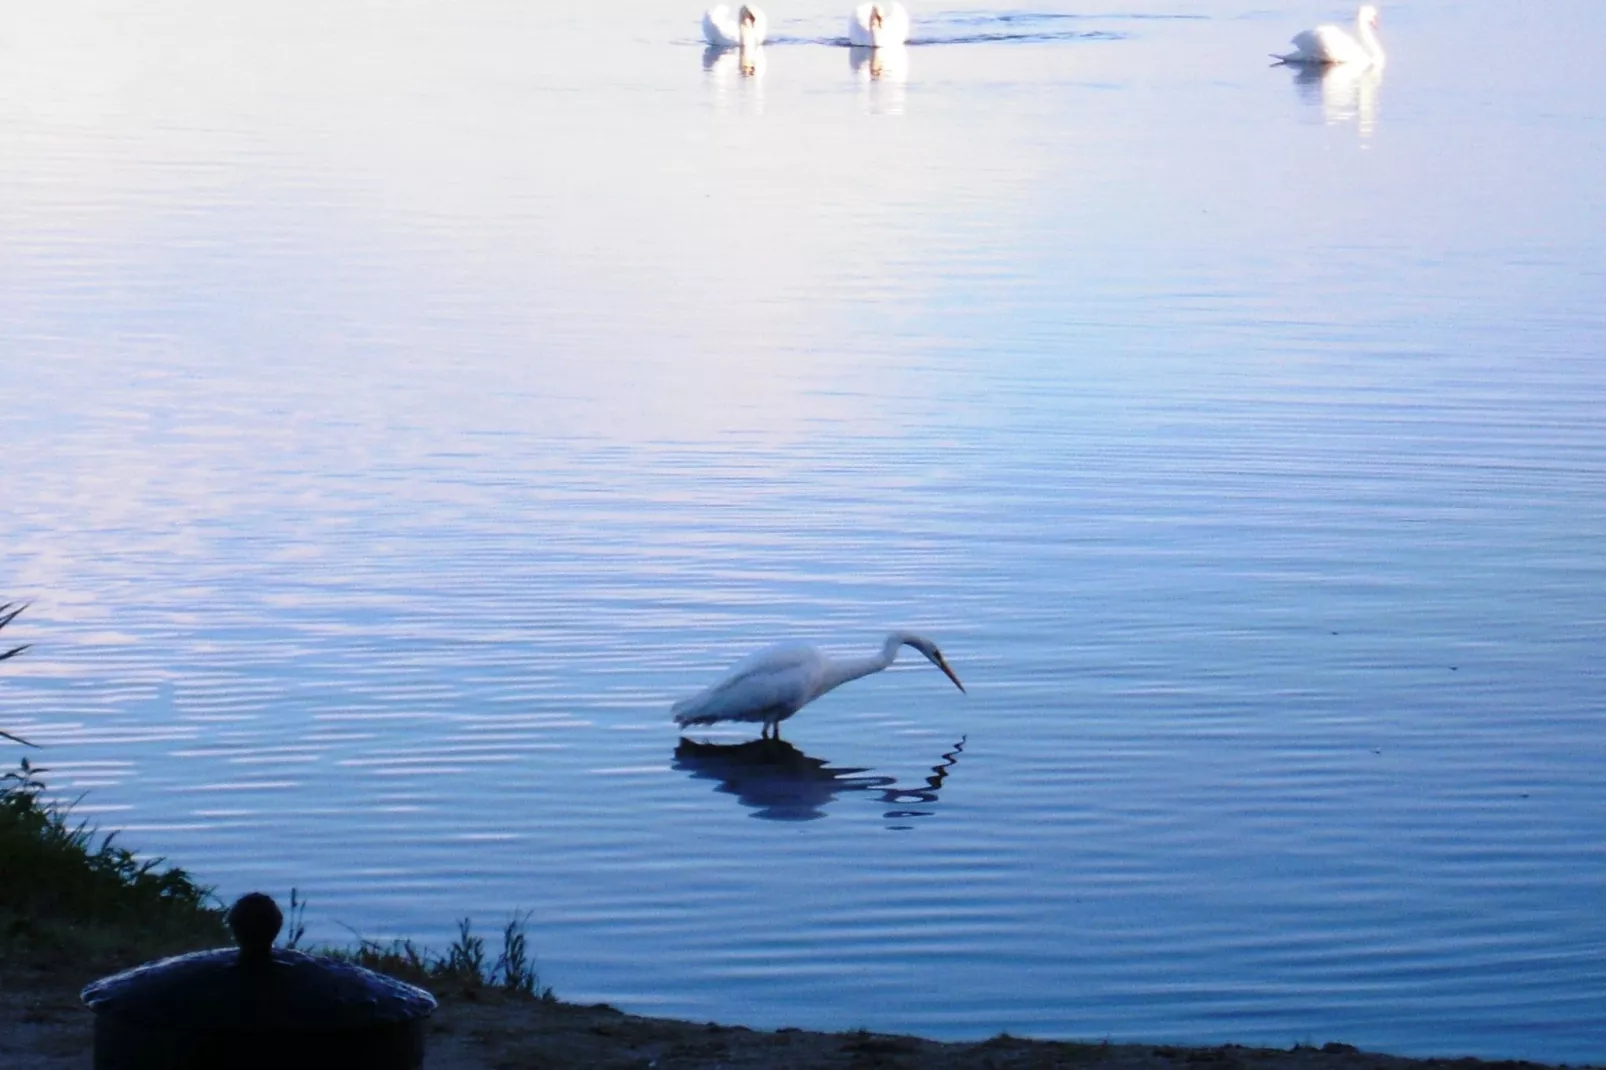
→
(81, 892, 437, 1070)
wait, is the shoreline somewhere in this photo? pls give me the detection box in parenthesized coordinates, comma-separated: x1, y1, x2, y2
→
(4, 961, 1589, 1070)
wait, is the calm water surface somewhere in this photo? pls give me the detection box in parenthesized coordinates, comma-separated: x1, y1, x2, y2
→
(2, 0, 1604, 1061)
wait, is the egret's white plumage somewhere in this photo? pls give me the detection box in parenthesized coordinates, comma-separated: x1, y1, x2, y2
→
(1275, 5, 1384, 67)
(848, 2, 910, 48)
(703, 4, 768, 49)
(673, 632, 964, 739)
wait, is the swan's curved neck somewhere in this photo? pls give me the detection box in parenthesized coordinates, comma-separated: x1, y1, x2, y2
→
(1358, 15, 1385, 64)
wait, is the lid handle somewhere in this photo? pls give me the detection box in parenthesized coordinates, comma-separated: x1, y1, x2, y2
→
(226, 892, 284, 960)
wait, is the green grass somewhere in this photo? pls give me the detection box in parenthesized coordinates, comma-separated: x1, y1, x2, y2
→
(1, 761, 554, 999)
(2, 602, 35, 747)
(0, 757, 229, 970)
(2, 601, 228, 968)
(309, 905, 554, 1000)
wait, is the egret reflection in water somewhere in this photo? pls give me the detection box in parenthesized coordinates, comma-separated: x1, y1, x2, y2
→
(673, 735, 967, 823)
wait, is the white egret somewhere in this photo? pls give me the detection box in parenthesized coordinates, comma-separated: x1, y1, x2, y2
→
(1274, 5, 1384, 67)
(673, 632, 964, 739)
(703, 4, 768, 50)
(848, 2, 910, 48)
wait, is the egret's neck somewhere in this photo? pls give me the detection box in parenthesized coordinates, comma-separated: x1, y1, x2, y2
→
(819, 638, 903, 696)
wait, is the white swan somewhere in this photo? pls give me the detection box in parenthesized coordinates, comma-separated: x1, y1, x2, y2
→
(849, 2, 910, 48)
(1274, 5, 1384, 67)
(703, 4, 767, 50)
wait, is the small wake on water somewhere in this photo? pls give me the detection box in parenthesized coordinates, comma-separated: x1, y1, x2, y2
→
(767, 29, 1124, 48)
(751, 8, 1214, 48)
(698, 10, 1217, 50)
(912, 29, 1124, 45)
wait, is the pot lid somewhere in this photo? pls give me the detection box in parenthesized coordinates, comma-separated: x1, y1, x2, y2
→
(81, 893, 437, 1032)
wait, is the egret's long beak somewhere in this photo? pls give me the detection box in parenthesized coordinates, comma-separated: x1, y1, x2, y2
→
(935, 655, 966, 693)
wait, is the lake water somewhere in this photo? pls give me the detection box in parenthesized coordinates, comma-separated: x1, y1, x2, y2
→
(2, 0, 1604, 1062)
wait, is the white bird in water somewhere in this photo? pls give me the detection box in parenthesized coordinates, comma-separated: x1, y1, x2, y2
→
(703, 4, 768, 49)
(673, 632, 965, 740)
(1274, 5, 1385, 68)
(848, 2, 910, 48)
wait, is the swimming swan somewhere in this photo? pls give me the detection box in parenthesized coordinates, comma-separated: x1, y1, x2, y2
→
(1274, 5, 1385, 67)
(849, 2, 910, 48)
(703, 4, 768, 50)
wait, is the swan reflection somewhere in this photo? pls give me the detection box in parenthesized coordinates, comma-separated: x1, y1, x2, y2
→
(703, 43, 767, 80)
(673, 735, 965, 824)
(849, 44, 909, 83)
(703, 44, 766, 114)
(1291, 61, 1381, 136)
(849, 44, 909, 115)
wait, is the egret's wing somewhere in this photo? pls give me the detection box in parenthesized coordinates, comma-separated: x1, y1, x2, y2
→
(724, 641, 816, 679)
(673, 674, 794, 725)
(673, 643, 818, 725)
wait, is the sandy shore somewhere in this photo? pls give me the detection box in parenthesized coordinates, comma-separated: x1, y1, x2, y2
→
(3, 962, 1581, 1070)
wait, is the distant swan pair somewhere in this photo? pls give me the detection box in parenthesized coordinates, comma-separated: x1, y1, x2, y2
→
(701, 3, 911, 50)
(1275, 4, 1386, 68)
